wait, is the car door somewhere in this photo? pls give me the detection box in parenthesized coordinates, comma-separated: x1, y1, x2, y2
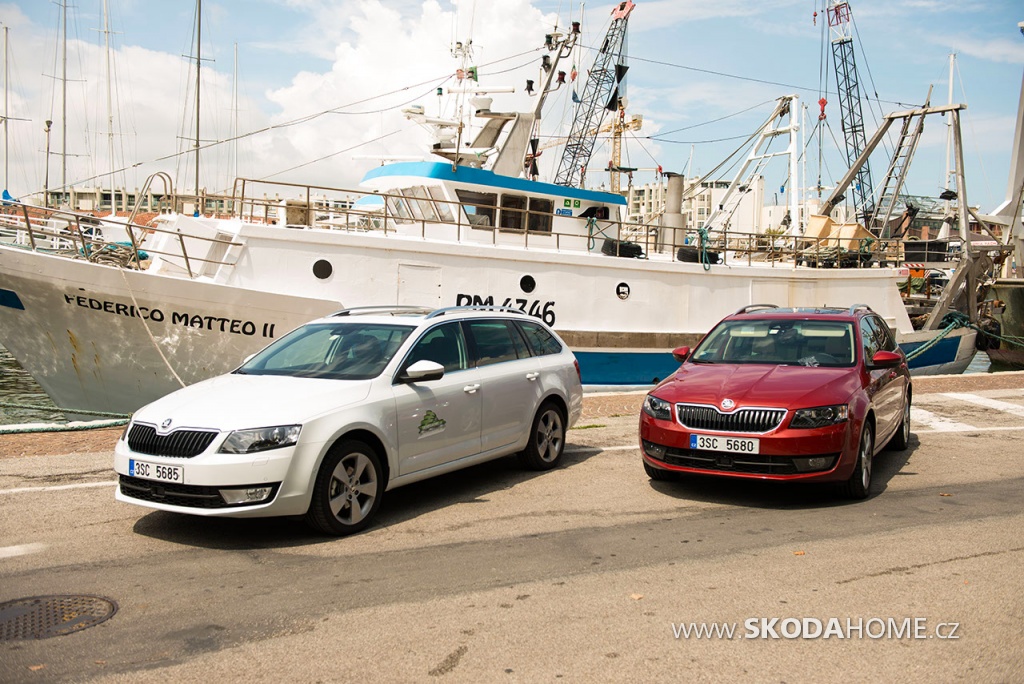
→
(860, 315, 903, 440)
(464, 318, 543, 453)
(392, 322, 482, 475)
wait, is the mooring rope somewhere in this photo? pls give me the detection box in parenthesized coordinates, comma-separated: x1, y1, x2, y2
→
(903, 311, 1024, 361)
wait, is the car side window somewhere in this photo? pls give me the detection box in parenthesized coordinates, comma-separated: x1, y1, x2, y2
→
(403, 322, 467, 374)
(465, 319, 525, 367)
(517, 321, 563, 356)
(870, 316, 897, 352)
(860, 317, 882, 361)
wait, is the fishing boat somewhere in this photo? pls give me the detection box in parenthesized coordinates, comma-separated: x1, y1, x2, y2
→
(0, 3, 1014, 419)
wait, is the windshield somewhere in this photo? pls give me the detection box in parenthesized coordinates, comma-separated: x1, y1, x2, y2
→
(690, 319, 855, 367)
(236, 322, 415, 380)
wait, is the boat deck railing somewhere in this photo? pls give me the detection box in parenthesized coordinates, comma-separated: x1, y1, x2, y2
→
(0, 201, 243, 278)
(1, 178, 998, 287)
(228, 177, 981, 275)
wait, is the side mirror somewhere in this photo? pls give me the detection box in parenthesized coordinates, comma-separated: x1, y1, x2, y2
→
(398, 359, 445, 383)
(870, 350, 902, 368)
(672, 346, 691, 363)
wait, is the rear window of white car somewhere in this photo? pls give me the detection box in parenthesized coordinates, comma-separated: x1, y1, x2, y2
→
(517, 321, 563, 356)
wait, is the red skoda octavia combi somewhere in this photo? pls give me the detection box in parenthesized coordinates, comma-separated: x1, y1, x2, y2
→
(639, 305, 911, 498)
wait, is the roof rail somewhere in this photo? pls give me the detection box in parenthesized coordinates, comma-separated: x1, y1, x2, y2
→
(330, 305, 435, 317)
(846, 304, 873, 315)
(733, 304, 779, 315)
(426, 305, 529, 319)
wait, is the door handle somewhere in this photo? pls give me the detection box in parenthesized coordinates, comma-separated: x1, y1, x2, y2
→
(526, 372, 540, 381)
(463, 384, 480, 394)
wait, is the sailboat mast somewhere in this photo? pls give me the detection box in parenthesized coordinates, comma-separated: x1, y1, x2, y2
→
(194, 0, 201, 211)
(3, 25, 8, 190)
(104, 0, 115, 212)
(943, 53, 955, 216)
(61, 0, 67, 196)
(232, 42, 237, 182)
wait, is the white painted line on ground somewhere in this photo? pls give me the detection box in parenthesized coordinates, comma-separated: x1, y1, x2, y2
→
(0, 480, 116, 496)
(0, 543, 47, 559)
(915, 425, 1024, 435)
(943, 393, 1024, 418)
(566, 445, 637, 454)
(910, 407, 977, 432)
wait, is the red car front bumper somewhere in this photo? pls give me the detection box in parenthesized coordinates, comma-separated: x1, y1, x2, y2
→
(639, 410, 860, 482)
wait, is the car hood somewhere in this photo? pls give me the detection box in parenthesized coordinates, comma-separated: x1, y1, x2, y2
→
(653, 363, 859, 409)
(132, 373, 373, 431)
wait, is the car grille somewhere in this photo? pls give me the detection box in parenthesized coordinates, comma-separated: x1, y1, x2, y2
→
(118, 475, 279, 509)
(127, 424, 219, 458)
(675, 404, 786, 433)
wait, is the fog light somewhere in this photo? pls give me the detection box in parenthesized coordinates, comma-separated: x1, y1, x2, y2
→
(793, 456, 835, 472)
(219, 487, 273, 505)
(642, 440, 667, 460)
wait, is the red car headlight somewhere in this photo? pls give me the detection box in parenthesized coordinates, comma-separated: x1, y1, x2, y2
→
(642, 395, 673, 421)
(790, 404, 849, 429)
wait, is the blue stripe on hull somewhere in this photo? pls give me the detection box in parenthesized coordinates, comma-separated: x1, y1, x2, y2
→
(574, 350, 681, 386)
(575, 338, 963, 385)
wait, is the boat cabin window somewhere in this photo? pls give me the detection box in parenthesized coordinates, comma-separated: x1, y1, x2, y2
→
(499, 194, 528, 231)
(528, 198, 553, 233)
(405, 186, 439, 222)
(427, 186, 455, 222)
(386, 195, 414, 223)
(455, 189, 497, 227)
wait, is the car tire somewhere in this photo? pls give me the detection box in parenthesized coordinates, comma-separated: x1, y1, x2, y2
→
(643, 460, 677, 481)
(842, 422, 874, 500)
(519, 401, 566, 470)
(305, 439, 384, 536)
(885, 392, 911, 451)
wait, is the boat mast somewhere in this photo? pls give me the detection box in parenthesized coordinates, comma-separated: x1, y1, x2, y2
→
(943, 53, 955, 217)
(3, 25, 8, 190)
(231, 42, 238, 182)
(194, 0, 201, 213)
(103, 0, 115, 213)
(61, 0, 67, 199)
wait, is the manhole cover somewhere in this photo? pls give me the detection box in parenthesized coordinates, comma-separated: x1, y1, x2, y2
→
(0, 595, 118, 640)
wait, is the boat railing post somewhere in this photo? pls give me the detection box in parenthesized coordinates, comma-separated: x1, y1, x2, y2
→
(306, 185, 312, 227)
(18, 204, 37, 251)
(70, 215, 90, 261)
(124, 216, 142, 266)
(177, 232, 194, 278)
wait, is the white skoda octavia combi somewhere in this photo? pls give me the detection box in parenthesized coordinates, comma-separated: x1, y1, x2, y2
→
(114, 306, 583, 535)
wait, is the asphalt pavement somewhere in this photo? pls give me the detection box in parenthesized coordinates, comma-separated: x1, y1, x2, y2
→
(1, 381, 1022, 682)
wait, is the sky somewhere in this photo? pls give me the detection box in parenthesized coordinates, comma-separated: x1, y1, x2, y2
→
(0, 0, 1022, 213)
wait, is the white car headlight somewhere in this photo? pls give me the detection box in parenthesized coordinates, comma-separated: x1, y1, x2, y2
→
(219, 425, 302, 454)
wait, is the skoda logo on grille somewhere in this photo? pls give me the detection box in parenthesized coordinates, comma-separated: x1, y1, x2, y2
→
(160, 419, 172, 430)
(721, 399, 735, 411)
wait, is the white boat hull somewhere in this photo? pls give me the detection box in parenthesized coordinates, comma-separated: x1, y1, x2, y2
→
(0, 224, 972, 417)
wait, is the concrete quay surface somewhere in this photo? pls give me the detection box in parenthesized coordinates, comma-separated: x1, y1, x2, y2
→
(0, 371, 1022, 683)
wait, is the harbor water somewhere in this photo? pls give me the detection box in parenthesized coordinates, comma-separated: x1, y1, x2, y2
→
(0, 342, 1004, 426)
